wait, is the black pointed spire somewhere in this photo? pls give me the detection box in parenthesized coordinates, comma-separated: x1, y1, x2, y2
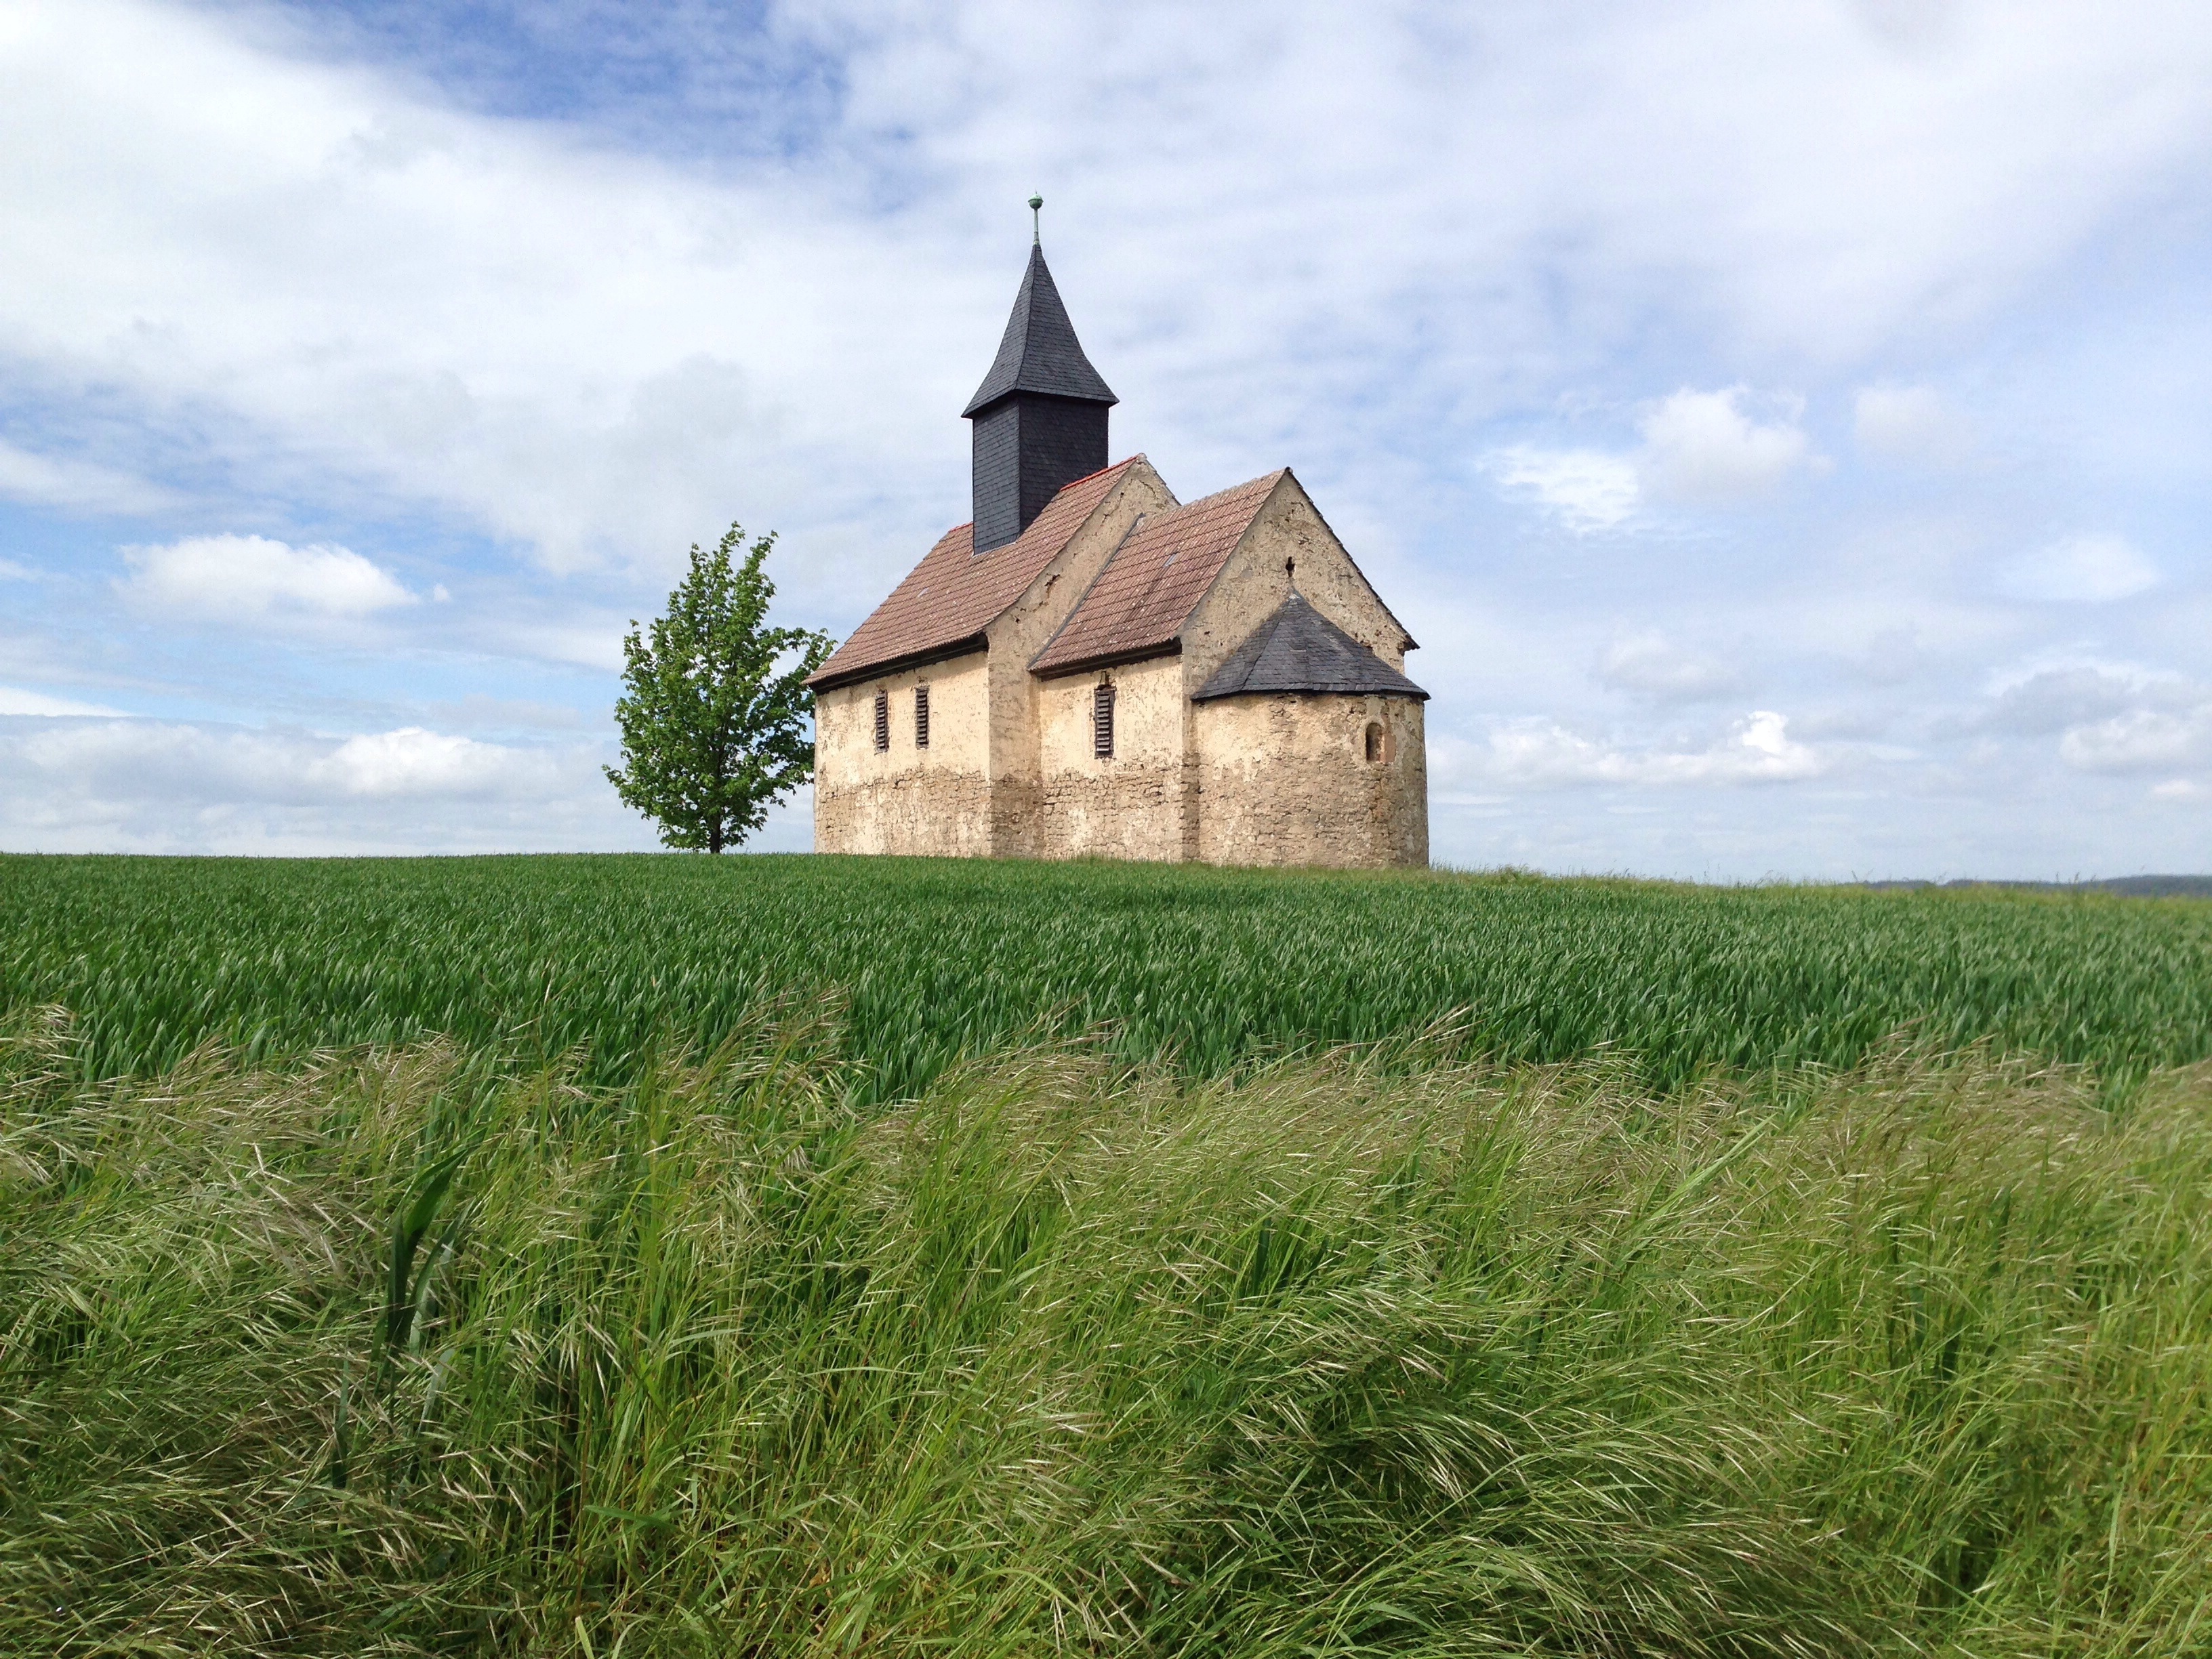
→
(963, 242, 1118, 417)
(964, 220, 1118, 553)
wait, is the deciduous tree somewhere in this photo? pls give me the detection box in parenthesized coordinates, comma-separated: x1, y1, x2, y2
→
(605, 524, 834, 853)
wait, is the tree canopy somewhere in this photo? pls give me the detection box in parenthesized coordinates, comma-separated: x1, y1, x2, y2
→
(605, 524, 834, 853)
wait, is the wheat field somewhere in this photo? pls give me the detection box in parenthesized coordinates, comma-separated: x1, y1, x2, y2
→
(4, 855, 2209, 1655)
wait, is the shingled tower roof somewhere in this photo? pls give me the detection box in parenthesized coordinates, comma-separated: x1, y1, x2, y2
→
(1193, 590, 1429, 702)
(963, 243, 1118, 417)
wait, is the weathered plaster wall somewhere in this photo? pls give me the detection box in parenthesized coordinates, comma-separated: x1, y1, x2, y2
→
(812, 651, 992, 856)
(987, 459, 1179, 855)
(1035, 653, 1191, 861)
(1180, 478, 1413, 689)
(1193, 693, 1427, 868)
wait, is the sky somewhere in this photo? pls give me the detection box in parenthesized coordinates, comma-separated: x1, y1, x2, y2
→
(1, 0, 2207, 878)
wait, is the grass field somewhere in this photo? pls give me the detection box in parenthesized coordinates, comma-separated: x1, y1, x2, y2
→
(5, 855, 2211, 1656)
(5, 853, 2211, 1097)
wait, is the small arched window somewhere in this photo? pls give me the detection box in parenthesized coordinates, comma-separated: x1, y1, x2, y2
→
(873, 689, 890, 752)
(1364, 721, 1388, 764)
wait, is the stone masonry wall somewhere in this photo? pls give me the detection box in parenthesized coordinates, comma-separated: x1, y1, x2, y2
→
(813, 459, 1429, 868)
(987, 460, 1179, 857)
(1193, 693, 1427, 868)
(812, 651, 993, 856)
(1034, 653, 1191, 861)
(1179, 476, 1414, 691)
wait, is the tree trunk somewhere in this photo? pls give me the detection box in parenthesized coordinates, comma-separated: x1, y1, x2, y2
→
(709, 748, 726, 853)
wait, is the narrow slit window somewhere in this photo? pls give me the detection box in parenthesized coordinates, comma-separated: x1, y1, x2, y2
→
(914, 684, 930, 749)
(873, 689, 889, 752)
(1364, 721, 1387, 763)
(1092, 682, 1115, 759)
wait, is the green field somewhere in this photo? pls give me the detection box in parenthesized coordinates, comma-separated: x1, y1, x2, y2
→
(6, 855, 2211, 1656)
(5, 853, 2211, 1096)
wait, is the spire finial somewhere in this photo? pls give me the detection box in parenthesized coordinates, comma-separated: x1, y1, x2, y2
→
(1028, 193, 1043, 244)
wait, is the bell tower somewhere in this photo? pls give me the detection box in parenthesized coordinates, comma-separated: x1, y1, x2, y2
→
(963, 199, 1118, 553)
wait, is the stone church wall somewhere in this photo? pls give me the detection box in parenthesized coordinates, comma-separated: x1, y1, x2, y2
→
(1034, 654, 1190, 861)
(985, 462, 1176, 857)
(812, 464, 1428, 869)
(1180, 480, 1412, 690)
(812, 651, 992, 856)
(1193, 693, 1427, 868)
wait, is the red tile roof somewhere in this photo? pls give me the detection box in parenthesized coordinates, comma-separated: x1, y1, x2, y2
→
(808, 458, 1140, 689)
(1028, 471, 1284, 676)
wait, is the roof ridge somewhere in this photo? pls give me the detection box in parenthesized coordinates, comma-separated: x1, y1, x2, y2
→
(970, 455, 1141, 561)
(1055, 453, 1141, 494)
(1026, 510, 1151, 673)
(1153, 467, 1291, 645)
(1164, 468, 1287, 514)
(1028, 468, 1287, 678)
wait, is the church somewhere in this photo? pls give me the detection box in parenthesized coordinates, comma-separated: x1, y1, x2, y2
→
(806, 224, 1429, 867)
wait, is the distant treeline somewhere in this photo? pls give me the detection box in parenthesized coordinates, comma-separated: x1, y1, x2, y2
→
(1862, 874, 2212, 899)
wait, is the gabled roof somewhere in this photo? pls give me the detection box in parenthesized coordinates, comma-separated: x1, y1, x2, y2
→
(1029, 472, 1284, 677)
(808, 458, 1140, 691)
(1193, 590, 1429, 702)
(962, 243, 1118, 417)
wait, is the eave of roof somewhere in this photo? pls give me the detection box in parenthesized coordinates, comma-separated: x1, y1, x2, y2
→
(1028, 471, 1284, 677)
(1030, 638, 1183, 681)
(1192, 590, 1429, 702)
(805, 457, 1140, 692)
(806, 634, 989, 694)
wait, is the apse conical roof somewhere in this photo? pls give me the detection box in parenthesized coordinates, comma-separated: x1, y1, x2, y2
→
(1193, 591, 1429, 701)
(963, 243, 1118, 417)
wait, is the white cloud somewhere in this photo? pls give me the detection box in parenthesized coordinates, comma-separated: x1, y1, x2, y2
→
(0, 0, 944, 577)
(1976, 661, 2212, 783)
(3, 0, 2207, 579)
(1483, 445, 1641, 533)
(0, 711, 828, 855)
(307, 726, 535, 798)
(0, 716, 640, 852)
(2, 0, 2211, 875)
(1477, 710, 1825, 789)
(5, 719, 562, 805)
(1637, 388, 1814, 502)
(499, 619, 630, 674)
(1998, 533, 2160, 603)
(1597, 633, 1745, 703)
(2057, 706, 2211, 773)
(1979, 661, 2180, 733)
(0, 685, 126, 716)
(1488, 386, 1814, 527)
(117, 534, 416, 623)
(1852, 384, 1971, 465)
(0, 438, 180, 514)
